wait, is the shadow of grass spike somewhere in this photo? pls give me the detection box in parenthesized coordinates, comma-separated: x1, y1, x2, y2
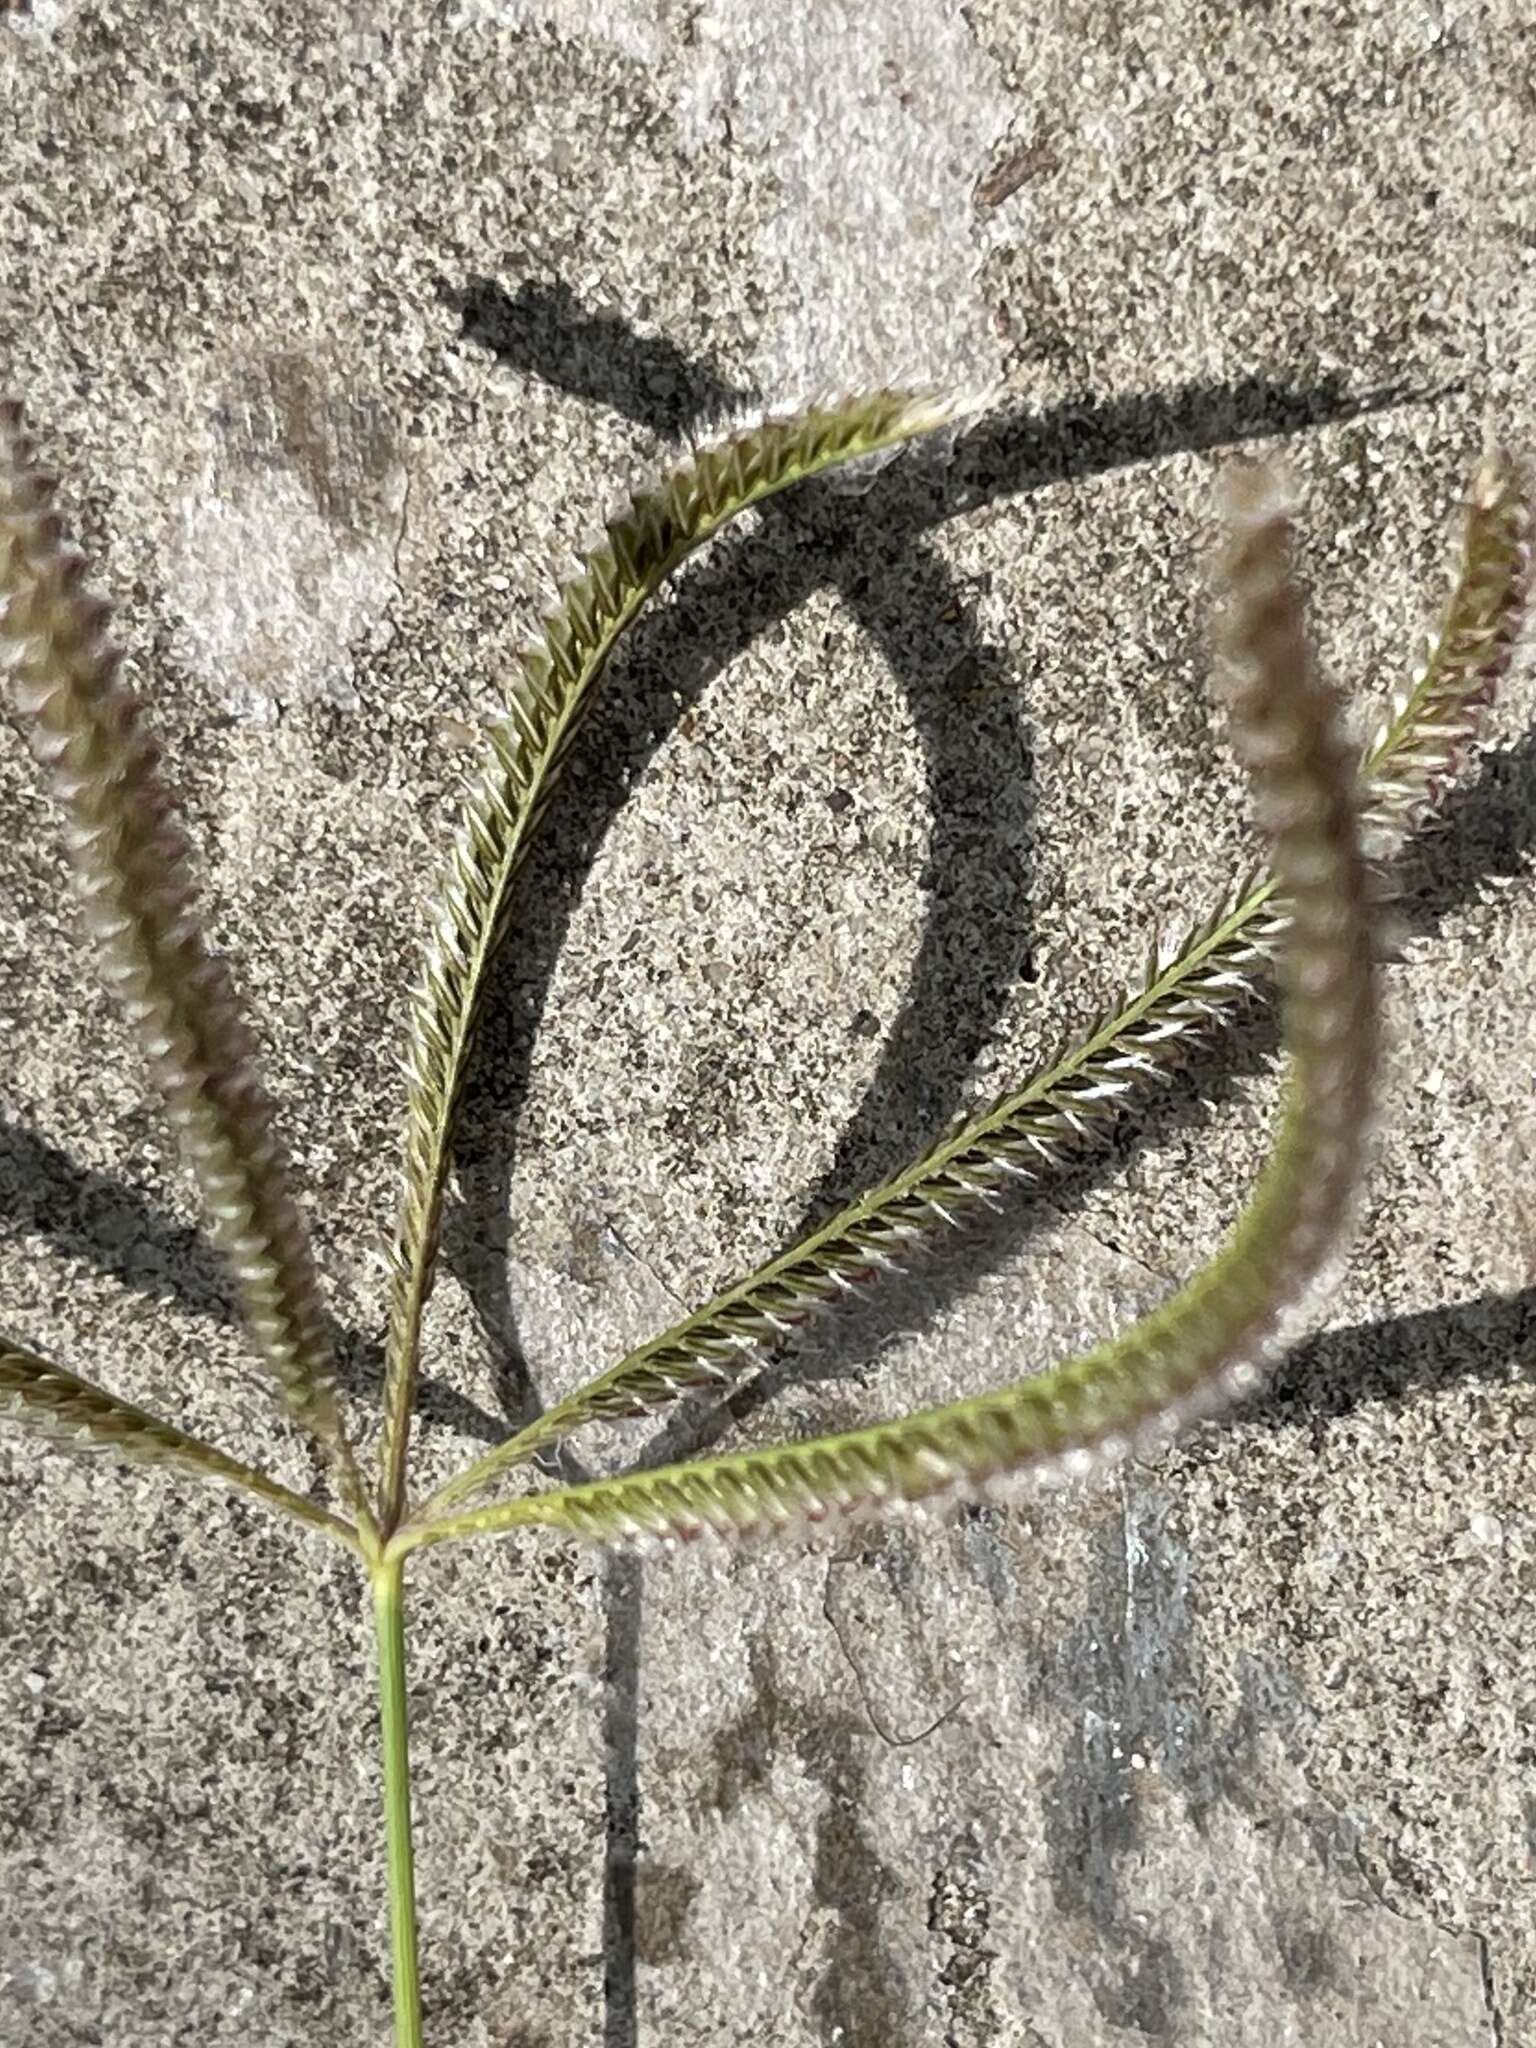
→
(0, 384, 1525, 2045)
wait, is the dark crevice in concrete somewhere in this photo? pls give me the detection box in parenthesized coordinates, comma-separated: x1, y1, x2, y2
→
(600, 1553, 642, 2048)
(927, 1860, 1003, 2048)
(1475, 1930, 1506, 2048)
(1041, 1480, 1192, 2037)
(703, 1635, 917, 2048)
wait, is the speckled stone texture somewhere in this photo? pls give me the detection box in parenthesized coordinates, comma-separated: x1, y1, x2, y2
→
(1, 3, 1534, 2045)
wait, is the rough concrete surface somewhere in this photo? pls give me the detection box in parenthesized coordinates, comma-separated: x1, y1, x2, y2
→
(1, 2, 1534, 2044)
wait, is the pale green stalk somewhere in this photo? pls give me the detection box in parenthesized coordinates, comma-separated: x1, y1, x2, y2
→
(372, 1560, 424, 2048)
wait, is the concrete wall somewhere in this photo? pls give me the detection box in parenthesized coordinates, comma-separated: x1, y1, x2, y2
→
(1, 4, 1532, 2043)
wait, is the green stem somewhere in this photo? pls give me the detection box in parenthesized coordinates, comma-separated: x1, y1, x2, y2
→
(372, 1559, 423, 2048)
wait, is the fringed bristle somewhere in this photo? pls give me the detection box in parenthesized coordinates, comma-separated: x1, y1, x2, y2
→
(1359, 446, 1529, 855)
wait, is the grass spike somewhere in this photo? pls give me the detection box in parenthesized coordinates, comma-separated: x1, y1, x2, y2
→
(0, 1337, 357, 1547)
(377, 384, 999, 1531)
(1359, 447, 1528, 854)
(0, 403, 371, 1531)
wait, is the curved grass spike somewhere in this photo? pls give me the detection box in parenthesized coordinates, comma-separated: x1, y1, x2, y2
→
(398, 460, 1379, 1555)
(0, 403, 372, 1534)
(0, 1338, 358, 1548)
(416, 446, 1527, 1520)
(378, 385, 996, 1529)
(1358, 448, 1530, 854)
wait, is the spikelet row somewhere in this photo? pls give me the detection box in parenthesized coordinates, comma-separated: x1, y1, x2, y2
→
(1360, 448, 1529, 855)
(377, 388, 998, 1522)
(0, 1340, 351, 1541)
(0, 404, 368, 1525)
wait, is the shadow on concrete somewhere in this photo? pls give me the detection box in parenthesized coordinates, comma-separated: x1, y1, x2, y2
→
(430, 282, 1455, 2045)
(0, 1116, 506, 1449)
(3, 278, 1506, 2043)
